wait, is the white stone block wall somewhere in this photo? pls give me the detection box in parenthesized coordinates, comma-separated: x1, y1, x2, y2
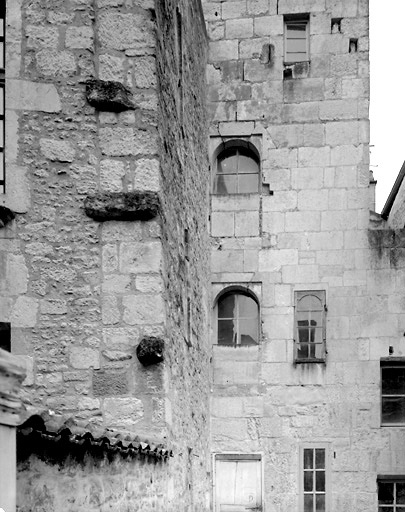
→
(204, 0, 405, 510)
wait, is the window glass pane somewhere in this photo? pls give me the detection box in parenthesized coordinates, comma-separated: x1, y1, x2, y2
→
(315, 449, 325, 468)
(238, 154, 259, 174)
(217, 148, 238, 173)
(238, 174, 259, 193)
(304, 472, 313, 492)
(304, 449, 313, 469)
(215, 174, 237, 194)
(316, 494, 325, 512)
(218, 319, 235, 346)
(314, 342, 325, 359)
(378, 508, 393, 512)
(297, 342, 310, 359)
(287, 23, 307, 36)
(298, 295, 323, 311)
(238, 295, 258, 318)
(382, 397, 405, 424)
(382, 368, 405, 395)
(379, 482, 394, 504)
(304, 494, 313, 512)
(218, 294, 236, 319)
(0, 154, 3, 181)
(316, 471, 325, 492)
(239, 318, 258, 345)
(397, 483, 405, 505)
(0, 42, 3, 69)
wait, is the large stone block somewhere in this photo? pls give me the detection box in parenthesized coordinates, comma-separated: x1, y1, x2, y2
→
(7, 79, 61, 112)
(119, 241, 162, 273)
(70, 347, 100, 370)
(36, 49, 77, 77)
(11, 297, 38, 328)
(40, 138, 75, 162)
(93, 369, 128, 396)
(98, 12, 155, 52)
(104, 397, 144, 429)
(123, 295, 164, 325)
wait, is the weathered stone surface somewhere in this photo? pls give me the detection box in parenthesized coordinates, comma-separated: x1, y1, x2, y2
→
(7, 79, 61, 112)
(104, 397, 144, 428)
(84, 191, 160, 221)
(39, 138, 75, 162)
(85, 79, 135, 112)
(136, 336, 164, 366)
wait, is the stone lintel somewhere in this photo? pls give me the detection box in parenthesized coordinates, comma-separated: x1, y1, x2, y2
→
(84, 191, 160, 221)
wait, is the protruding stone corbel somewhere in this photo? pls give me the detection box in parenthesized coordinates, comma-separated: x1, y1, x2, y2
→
(0, 206, 16, 228)
(136, 337, 164, 367)
(84, 191, 160, 221)
(85, 79, 136, 112)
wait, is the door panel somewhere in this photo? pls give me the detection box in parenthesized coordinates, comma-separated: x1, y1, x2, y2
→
(215, 458, 262, 512)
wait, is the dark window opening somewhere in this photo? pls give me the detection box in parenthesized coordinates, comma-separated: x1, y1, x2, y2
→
(217, 291, 259, 346)
(331, 18, 342, 33)
(0, 322, 11, 352)
(381, 363, 405, 426)
(349, 38, 358, 53)
(378, 479, 405, 511)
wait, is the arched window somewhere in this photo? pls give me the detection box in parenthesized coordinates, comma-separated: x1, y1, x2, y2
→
(294, 290, 326, 362)
(216, 290, 259, 346)
(213, 143, 260, 195)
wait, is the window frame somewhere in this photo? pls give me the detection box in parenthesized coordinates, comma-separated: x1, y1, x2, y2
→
(380, 359, 405, 427)
(214, 286, 260, 347)
(377, 476, 405, 511)
(212, 139, 261, 196)
(284, 15, 310, 64)
(299, 443, 330, 512)
(294, 290, 326, 363)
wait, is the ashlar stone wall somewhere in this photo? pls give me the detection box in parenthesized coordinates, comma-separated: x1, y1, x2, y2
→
(203, 0, 405, 511)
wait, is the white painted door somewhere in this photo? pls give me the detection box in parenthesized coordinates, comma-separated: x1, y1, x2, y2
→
(215, 457, 262, 512)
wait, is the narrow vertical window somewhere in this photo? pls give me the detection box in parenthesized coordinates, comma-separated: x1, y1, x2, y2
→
(301, 446, 329, 512)
(294, 291, 326, 362)
(381, 361, 405, 426)
(0, 0, 5, 193)
(284, 16, 309, 63)
(176, 7, 182, 83)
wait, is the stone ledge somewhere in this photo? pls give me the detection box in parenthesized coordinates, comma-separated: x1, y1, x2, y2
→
(84, 191, 160, 221)
(85, 79, 135, 112)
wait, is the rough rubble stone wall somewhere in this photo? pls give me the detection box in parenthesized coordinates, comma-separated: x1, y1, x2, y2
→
(156, 1, 211, 510)
(17, 455, 167, 512)
(1, 0, 210, 510)
(203, 0, 405, 511)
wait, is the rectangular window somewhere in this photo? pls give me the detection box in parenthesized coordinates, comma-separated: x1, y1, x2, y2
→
(294, 290, 326, 363)
(0, 0, 4, 193)
(300, 445, 329, 512)
(284, 16, 309, 63)
(378, 477, 405, 511)
(214, 454, 262, 512)
(381, 361, 405, 426)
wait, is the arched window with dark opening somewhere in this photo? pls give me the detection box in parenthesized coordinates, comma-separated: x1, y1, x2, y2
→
(213, 142, 260, 195)
(294, 290, 326, 362)
(216, 290, 259, 346)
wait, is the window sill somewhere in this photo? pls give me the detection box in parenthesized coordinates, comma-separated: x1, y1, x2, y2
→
(381, 423, 405, 427)
(294, 358, 326, 364)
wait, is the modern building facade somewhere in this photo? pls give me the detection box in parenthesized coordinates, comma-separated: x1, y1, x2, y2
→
(1, 0, 405, 511)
